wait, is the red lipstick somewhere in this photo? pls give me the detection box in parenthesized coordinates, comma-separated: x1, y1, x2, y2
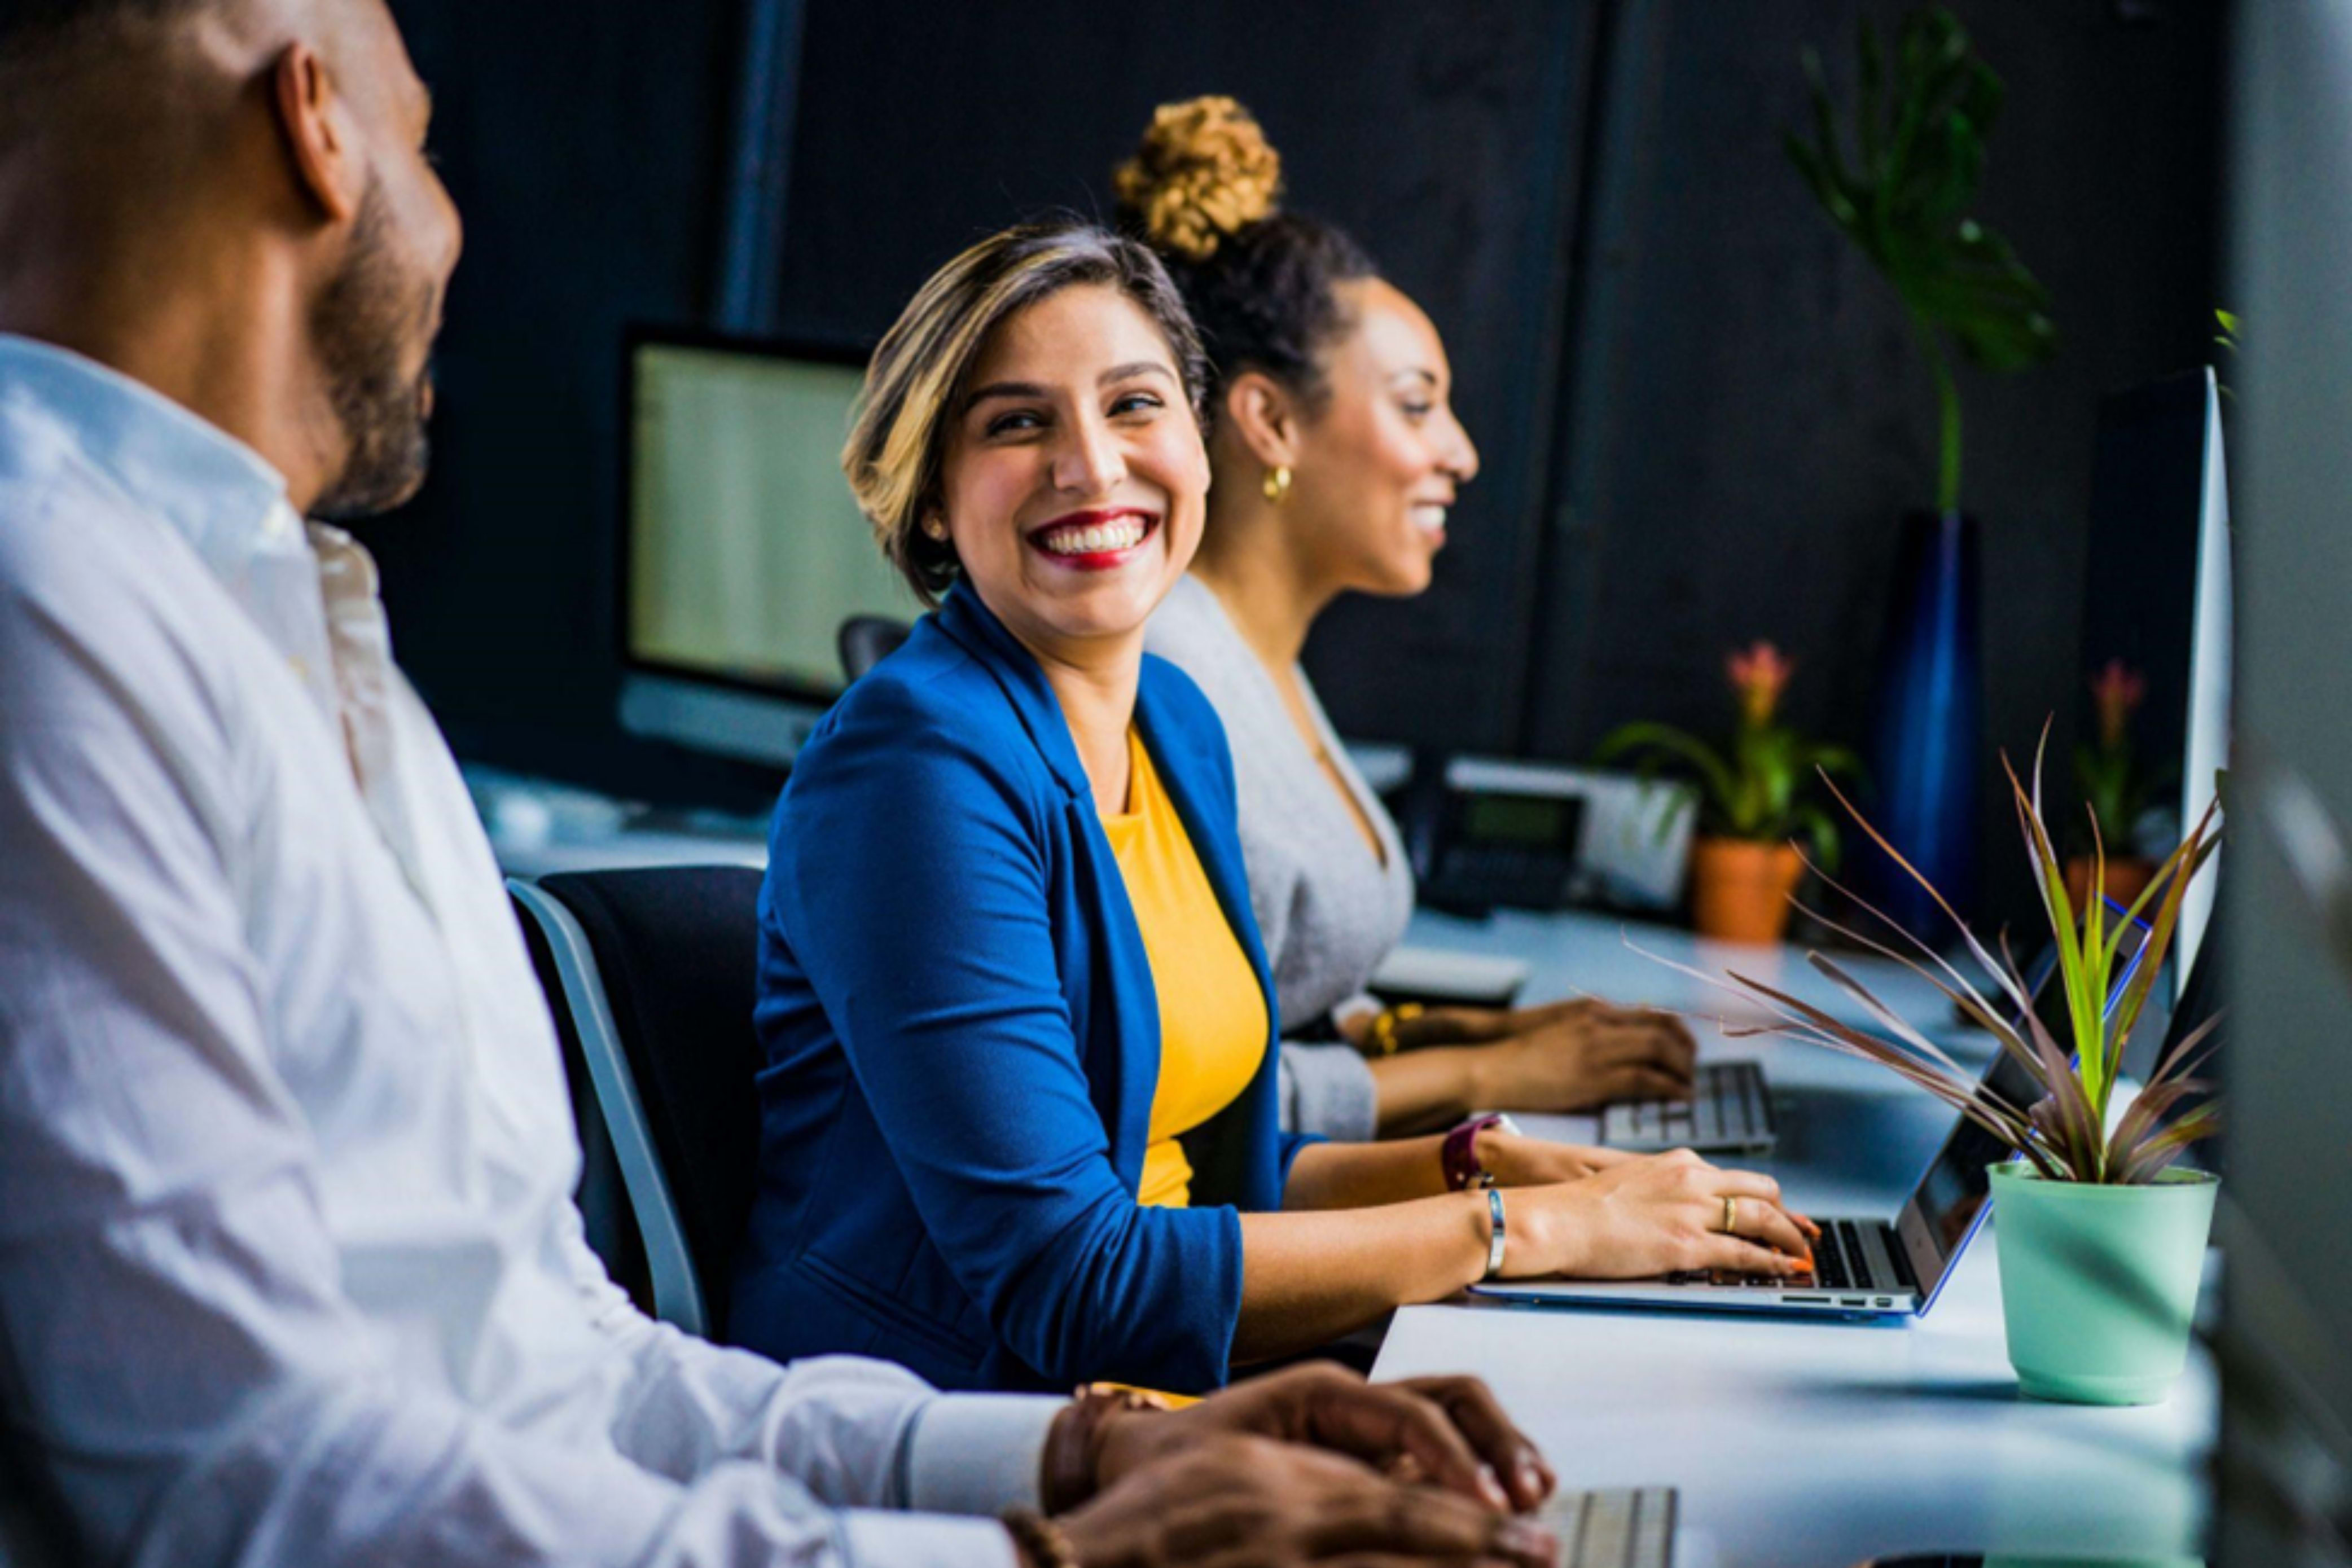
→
(1025, 507, 1160, 572)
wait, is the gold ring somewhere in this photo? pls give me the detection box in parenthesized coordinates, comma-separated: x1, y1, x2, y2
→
(1720, 1196, 1739, 1236)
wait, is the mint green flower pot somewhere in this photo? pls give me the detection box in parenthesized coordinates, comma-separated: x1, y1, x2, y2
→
(1989, 1162, 2218, 1406)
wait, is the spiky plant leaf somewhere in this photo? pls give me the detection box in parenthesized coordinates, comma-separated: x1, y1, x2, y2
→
(1675, 740, 2223, 1184)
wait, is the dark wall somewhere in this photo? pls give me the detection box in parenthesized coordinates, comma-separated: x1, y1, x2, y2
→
(1521, 0, 2224, 921)
(375, 0, 2226, 863)
(777, 0, 1603, 753)
(371, 0, 771, 806)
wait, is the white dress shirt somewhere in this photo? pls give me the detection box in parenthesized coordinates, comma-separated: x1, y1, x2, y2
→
(0, 335, 1056, 1567)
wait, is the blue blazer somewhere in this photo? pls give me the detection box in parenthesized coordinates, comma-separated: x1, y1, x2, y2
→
(729, 585, 1315, 1393)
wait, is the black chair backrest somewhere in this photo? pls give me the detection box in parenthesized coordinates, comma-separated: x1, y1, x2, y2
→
(837, 614, 913, 683)
(536, 866, 766, 1332)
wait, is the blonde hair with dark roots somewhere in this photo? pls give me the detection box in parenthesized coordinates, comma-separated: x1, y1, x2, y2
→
(844, 221, 1209, 605)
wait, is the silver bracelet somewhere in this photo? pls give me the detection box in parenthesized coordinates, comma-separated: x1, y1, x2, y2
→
(1482, 1187, 1508, 1280)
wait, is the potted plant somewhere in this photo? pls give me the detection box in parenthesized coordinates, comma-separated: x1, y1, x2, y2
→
(2069, 658, 2174, 910)
(1598, 642, 1862, 945)
(1785, 6, 2057, 938)
(1706, 741, 2221, 1406)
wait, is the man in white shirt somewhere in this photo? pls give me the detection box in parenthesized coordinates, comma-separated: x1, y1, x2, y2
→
(0, 3, 1564, 1565)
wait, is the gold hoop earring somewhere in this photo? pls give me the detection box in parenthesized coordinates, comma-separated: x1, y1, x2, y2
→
(1262, 464, 1293, 504)
(923, 518, 949, 541)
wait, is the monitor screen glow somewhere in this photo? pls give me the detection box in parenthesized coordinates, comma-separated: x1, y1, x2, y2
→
(627, 340, 918, 702)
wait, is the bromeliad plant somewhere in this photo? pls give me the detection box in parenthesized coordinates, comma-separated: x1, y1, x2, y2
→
(1693, 736, 2223, 1185)
(2077, 659, 2173, 854)
(1598, 642, 1863, 871)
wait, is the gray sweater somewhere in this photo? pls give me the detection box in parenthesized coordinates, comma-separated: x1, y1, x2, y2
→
(1146, 576, 1418, 1141)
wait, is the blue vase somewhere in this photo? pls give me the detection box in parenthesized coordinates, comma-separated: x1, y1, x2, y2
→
(1862, 508, 1983, 939)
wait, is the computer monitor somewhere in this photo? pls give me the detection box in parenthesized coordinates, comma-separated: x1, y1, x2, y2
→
(2077, 367, 2232, 995)
(2218, 4, 2352, 1563)
(617, 328, 919, 767)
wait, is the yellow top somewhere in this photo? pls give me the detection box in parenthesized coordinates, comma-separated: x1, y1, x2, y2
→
(1100, 729, 1269, 1208)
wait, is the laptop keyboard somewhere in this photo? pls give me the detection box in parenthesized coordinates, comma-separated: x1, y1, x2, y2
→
(1602, 1061, 1772, 1152)
(1652, 1218, 1903, 1295)
(1811, 1218, 1860, 1290)
(1543, 1486, 1676, 1568)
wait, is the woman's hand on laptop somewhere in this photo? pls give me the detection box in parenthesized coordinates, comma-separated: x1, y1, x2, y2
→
(1500, 1149, 1818, 1280)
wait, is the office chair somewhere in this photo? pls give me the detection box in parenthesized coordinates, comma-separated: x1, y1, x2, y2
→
(836, 614, 912, 683)
(0, 1435, 72, 1568)
(508, 866, 766, 1339)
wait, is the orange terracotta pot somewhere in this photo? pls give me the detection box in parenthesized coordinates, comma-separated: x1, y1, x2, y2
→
(2064, 854, 2156, 914)
(1690, 838, 1806, 945)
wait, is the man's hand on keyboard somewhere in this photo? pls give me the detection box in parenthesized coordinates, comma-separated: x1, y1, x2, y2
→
(1090, 1361, 1556, 1514)
(1055, 1434, 1561, 1568)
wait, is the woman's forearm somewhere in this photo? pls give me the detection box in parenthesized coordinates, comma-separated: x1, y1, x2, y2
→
(1362, 1046, 1491, 1134)
(1346, 1005, 1515, 1135)
(1234, 1193, 1494, 1363)
(1281, 1135, 1453, 1209)
(1240, 1144, 1821, 1365)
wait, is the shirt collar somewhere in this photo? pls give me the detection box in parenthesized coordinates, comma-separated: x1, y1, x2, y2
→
(0, 333, 297, 570)
(932, 582, 1096, 801)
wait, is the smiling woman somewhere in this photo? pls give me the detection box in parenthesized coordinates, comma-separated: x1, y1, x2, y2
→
(730, 219, 1816, 1395)
(1127, 95, 1704, 1142)
(931, 288, 1208, 736)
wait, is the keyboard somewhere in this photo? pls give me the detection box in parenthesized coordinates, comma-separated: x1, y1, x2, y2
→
(1648, 1217, 1914, 1307)
(1812, 1218, 1865, 1290)
(1544, 1486, 1677, 1568)
(1601, 1060, 1774, 1154)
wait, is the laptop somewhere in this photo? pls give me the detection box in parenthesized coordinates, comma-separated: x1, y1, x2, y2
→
(1600, 1058, 1775, 1155)
(1475, 916, 2150, 1321)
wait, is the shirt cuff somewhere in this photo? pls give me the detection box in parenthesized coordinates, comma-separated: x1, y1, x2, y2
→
(902, 1393, 1064, 1516)
(839, 1509, 1021, 1568)
(1279, 1041, 1381, 1144)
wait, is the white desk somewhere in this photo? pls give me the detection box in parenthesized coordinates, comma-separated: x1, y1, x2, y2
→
(479, 784, 2217, 1563)
(1384, 907, 2215, 1567)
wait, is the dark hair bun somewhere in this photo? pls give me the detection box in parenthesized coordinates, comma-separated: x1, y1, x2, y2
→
(1113, 95, 1283, 262)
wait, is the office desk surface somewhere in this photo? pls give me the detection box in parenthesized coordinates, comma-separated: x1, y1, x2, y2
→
(1385, 906, 2215, 1567)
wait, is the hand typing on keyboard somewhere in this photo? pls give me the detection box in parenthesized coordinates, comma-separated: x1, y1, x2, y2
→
(1052, 1434, 1561, 1568)
(1491, 1148, 1821, 1281)
(1393, 997, 1700, 1113)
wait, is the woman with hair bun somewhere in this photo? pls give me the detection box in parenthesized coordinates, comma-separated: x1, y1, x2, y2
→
(1127, 97, 1701, 1143)
(732, 216, 1814, 1398)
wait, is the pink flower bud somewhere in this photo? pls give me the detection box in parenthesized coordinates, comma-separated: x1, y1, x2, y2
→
(1726, 640, 1794, 726)
(2087, 658, 2147, 750)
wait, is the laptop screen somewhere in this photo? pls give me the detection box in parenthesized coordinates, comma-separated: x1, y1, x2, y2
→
(1910, 1049, 2043, 1257)
(1895, 913, 2152, 1302)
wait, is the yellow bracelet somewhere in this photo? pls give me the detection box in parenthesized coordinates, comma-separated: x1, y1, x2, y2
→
(1366, 1002, 1424, 1057)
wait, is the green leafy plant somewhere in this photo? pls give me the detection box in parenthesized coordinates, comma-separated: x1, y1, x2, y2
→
(1678, 736, 2222, 1185)
(2213, 308, 2241, 401)
(1598, 642, 1863, 871)
(1784, 5, 2057, 513)
(2075, 658, 2174, 854)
